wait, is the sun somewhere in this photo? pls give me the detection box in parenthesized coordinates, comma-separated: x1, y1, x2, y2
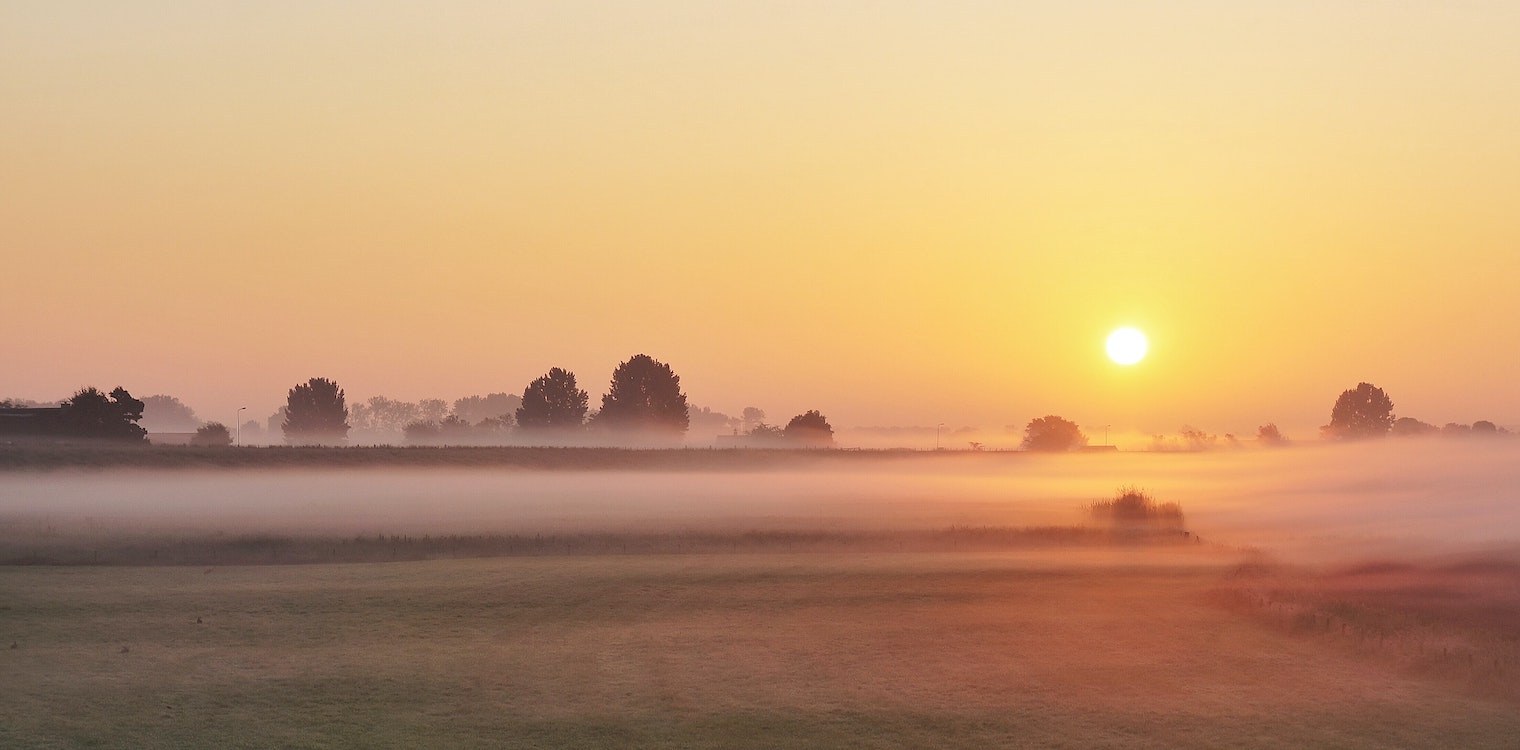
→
(1106, 327, 1148, 365)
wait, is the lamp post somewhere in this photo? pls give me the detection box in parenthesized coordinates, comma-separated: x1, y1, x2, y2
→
(936, 422, 945, 451)
(236, 407, 246, 447)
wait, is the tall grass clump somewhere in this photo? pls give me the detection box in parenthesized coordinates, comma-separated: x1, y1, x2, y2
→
(1089, 486, 1185, 529)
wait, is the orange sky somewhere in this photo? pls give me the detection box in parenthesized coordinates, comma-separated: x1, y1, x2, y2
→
(3, 2, 1518, 445)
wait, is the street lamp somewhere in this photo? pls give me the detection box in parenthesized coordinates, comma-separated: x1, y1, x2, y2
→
(936, 422, 945, 451)
(236, 406, 247, 447)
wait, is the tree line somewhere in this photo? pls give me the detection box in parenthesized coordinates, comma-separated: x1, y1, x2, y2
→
(257, 354, 836, 448)
(1015, 381, 1511, 452)
(4, 377, 1508, 451)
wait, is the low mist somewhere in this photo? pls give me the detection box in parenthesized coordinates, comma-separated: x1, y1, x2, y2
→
(2, 440, 1518, 563)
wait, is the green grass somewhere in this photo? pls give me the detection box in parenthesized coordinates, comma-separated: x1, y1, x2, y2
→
(4, 551, 1518, 748)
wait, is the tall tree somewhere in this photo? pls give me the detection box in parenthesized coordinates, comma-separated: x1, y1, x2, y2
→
(282, 377, 350, 445)
(515, 368, 589, 434)
(59, 386, 148, 442)
(1021, 415, 1086, 452)
(594, 354, 689, 440)
(1325, 382, 1394, 440)
(784, 410, 835, 448)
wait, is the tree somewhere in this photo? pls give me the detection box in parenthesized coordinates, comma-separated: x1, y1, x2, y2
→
(58, 387, 148, 442)
(191, 422, 232, 447)
(282, 377, 350, 445)
(453, 393, 521, 425)
(688, 405, 735, 437)
(140, 395, 202, 432)
(1472, 420, 1499, 436)
(1256, 423, 1288, 446)
(1391, 417, 1437, 437)
(746, 423, 787, 445)
(1325, 382, 1394, 440)
(784, 410, 835, 448)
(594, 354, 689, 440)
(1021, 415, 1086, 452)
(515, 368, 589, 434)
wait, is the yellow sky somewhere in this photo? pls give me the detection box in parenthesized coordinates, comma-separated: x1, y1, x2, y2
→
(3, 2, 1518, 442)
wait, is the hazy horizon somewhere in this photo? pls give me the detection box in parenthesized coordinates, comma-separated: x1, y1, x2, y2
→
(6, 3, 1519, 438)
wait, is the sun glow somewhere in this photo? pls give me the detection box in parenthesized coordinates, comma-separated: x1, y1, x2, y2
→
(1106, 328, 1148, 365)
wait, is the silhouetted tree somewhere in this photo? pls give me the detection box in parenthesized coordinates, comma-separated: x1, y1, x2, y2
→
(515, 368, 589, 434)
(1021, 415, 1086, 452)
(58, 387, 148, 442)
(191, 422, 232, 447)
(594, 354, 689, 440)
(747, 423, 787, 445)
(1256, 423, 1288, 446)
(784, 410, 835, 448)
(1325, 382, 1394, 440)
(1441, 422, 1471, 437)
(402, 420, 441, 445)
(1472, 420, 1499, 435)
(140, 395, 202, 432)
(282, 377, 350, 445)
(1391, 417, 1437, 437)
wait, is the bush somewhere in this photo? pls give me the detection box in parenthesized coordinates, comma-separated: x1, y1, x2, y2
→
(190, 422, 232, 447)
(1089, 486, 1185, 528)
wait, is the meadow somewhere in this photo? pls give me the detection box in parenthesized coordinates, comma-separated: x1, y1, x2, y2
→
(4, 547, 1519, 749)
(3, 442, 1520, 747)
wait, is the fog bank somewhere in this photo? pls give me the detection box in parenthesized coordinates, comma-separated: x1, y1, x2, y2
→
(2, 441, 1517, 561)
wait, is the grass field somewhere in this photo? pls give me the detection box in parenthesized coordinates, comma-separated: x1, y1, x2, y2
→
(5, 547, 1519, 749)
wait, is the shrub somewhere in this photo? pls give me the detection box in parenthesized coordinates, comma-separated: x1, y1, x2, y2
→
(1089, 486, 1185, 528)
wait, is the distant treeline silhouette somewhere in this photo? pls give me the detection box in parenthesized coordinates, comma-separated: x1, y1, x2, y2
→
(3, 376, 1509, 451)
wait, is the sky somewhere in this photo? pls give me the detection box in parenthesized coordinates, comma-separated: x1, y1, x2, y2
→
(3, 1, 1518, 444)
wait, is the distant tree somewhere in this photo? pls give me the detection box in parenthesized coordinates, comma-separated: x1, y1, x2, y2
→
(190, 422, 232, 447)
(282, 377, 350, 445)
(349, 396, 420, 435)
(402, 420, 441, 445)
(452, 393, 521, 425)
(594, 354, 689, 440)
(1441, 422, 1471, 437)
(741, 407, 766, 432)
(1472, 420, 1499, 436)
(1178, 425, 1216, 452)
(746, 423, 787, 445)
(784, 410, 835, 448)
(515, 368, 589, 434)
(1021, 416, 1086, 452)
(58, 387, 148, 442)
(1325, 382, 1394, 440)
(1256, 423, 1288, 446)
(475, 414, 513, 440)
(140, 395, 202, 432)
(688, 406, 735, 438)
(1391, 417, 1438, 437)
(418, 398, 449, 424)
